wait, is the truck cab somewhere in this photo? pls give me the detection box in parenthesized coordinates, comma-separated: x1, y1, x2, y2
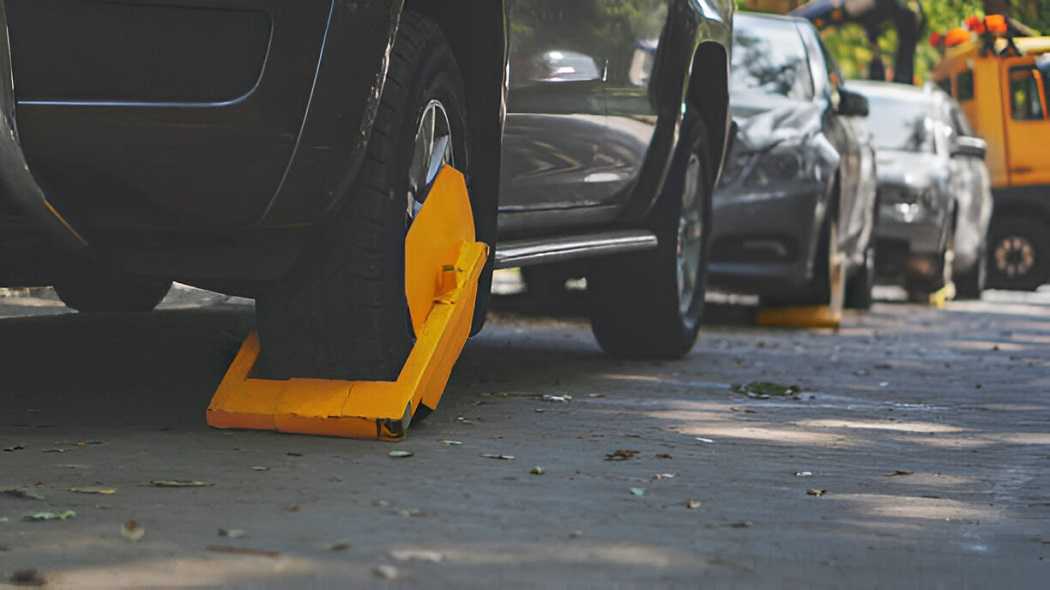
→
(933, 35, 1050, 290)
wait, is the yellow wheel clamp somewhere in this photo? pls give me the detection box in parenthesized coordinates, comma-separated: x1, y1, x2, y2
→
(207, 166, 488, 440)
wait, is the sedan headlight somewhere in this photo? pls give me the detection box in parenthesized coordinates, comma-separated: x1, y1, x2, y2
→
(748, 150, 805, 187)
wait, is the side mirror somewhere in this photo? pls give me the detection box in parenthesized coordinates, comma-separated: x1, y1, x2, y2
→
(952, 136, 987, 160)
(837, 88, 870, 117)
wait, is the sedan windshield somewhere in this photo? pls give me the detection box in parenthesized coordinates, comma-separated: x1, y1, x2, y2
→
(731, 17, 813, 101)
(862, 93, 934, 153)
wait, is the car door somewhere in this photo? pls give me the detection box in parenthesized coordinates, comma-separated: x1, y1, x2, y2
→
(800, 24, 865, 263)
(946, 100, 993, 259)
(498, 0, 613, 228)
(1001, 56, 1050, 186)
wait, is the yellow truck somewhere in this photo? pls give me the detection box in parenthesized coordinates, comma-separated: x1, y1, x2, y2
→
(932, 34, 1050, 290)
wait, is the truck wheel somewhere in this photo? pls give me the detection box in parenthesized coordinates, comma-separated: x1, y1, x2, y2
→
(54, 270, 171, 313)
(845, 243, 875, 310)
(587, 116, 711, 359)
(763, 219, 837, 307)
(987, 216, 1050, 291)
(954, 244, 987, 300)
(256, 11, 469, 380)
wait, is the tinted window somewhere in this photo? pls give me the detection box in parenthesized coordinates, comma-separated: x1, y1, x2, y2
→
(956, 70, 974, 101)
(862, 92, 935, 153)
(1010, 66, 1045, 120)
(731, 17, 813, 100)
(937, 77, 952, 95)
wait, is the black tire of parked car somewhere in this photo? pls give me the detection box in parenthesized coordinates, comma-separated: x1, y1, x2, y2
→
(986, 216, 1050, 292)
(763, 216, 836, 308)
(256, 11, 469, 381)
(586, 115, 712, 359)
(954, 244, 987, 300)
(905, 220, 954, 302)
(53, 269, 171, 313)
(845, 243, 876, 310)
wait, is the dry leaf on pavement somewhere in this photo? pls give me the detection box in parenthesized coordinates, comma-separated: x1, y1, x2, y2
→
(121, 520, 145, 542)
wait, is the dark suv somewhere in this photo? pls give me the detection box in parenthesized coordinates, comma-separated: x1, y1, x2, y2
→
(0, 1, 734, 380)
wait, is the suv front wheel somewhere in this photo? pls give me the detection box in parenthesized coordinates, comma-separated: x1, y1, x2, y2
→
(587, 116, 712, 359)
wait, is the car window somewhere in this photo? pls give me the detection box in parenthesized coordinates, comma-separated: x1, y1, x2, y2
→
(730, 16, 813, 100)
(956, 70, 974, 101)
(1009, 66, 1046, 120)
(861, 91, 935, 153)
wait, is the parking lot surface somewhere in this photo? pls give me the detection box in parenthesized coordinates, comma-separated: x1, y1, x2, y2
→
(1, 285, 1049, 588)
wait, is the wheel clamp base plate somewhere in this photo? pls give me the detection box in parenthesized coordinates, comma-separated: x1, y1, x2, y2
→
(207, 167, 488, 440)
(757, 253, 846, 329)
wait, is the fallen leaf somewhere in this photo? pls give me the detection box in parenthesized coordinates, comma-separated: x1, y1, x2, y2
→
(686, 499, 702, 510)
(325, 540, 352, 551)
(286, 452, 304, 457)
(388, 450, 414, 459)
(727, 521, 753, 529)
(885, 470, 914, 477)
(587, 393, 605, 398)
(206, 545, 280, 558)
(605, 449, 640, 461)
(655, 453, 673, 459)
(122, 520, 145, 542)
(1, 488, 44, 501)
(541, 394, 572, 403)
(24, 510, 76, 522)
(629, 487, 647, 497)
(440, 440, 463, 446)
(69, 486, 116, 495)
(218, 528, 246, 539)
(250, 466, 270, 472)
(9, 568, 45, 587)
(731, 382, 801, 397)
(41, 448, 65, 454)
(481, 453, 515, 461)
(653, 473, 677, 480)
(794, 471, 814, 478)
(390, 549, 444, 563)
(807, 489, 827, 497)
(149, 480, 213, 488)
(373, 565, 399, 580)
(529, 466, 545, 475)
(2, 445, 25, 453)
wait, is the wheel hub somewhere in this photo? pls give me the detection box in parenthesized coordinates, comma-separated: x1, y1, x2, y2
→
(994, 236, 1036, 278)
(676, 153, 704, 315)
(407, 100, 454, 222)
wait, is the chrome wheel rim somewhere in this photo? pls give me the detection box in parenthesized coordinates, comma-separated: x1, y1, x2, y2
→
(407, 99, 454, 222)
(995, 235, 1036, 278)
(676, 153, 704, 316)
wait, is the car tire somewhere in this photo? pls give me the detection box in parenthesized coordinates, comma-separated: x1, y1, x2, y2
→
(256, 11, 470, 380)
(54, 269, 171, 313)
(986, 216, 1050, 292)
(954, 244, 987, 300)
(845, 243, 875, 310)
(763, 217, 836, 307)
(905, 223, 954, 301)
(586, 115, 712, 359)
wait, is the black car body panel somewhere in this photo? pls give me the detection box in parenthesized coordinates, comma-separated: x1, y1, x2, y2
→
(707, 12, 874, 297)
(0, 0, 732, 294)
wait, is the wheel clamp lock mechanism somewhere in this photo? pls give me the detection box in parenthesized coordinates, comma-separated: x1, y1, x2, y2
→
(207, 166, 488, 440)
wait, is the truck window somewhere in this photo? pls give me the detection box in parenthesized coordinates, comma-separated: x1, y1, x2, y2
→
(1010, 66, 1046, 120)
(937, 77, 951, 95)
(956, 70, 974, 101)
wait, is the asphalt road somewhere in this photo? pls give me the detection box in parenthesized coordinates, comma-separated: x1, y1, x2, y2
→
(1, 282, 1049, 588)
